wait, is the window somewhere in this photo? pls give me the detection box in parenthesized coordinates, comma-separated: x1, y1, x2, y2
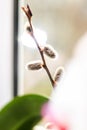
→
(18, 0, 87, 96)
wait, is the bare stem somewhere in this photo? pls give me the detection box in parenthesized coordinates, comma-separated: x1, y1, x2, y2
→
(22, 5, 55, 88)
(32, 35, 55, 87)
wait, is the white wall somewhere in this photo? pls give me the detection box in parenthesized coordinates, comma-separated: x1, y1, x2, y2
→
(0, 0, 13, 108)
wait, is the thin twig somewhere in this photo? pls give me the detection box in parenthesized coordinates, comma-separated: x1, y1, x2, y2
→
(32, 35, 55, 87)
(22, 4, 55, 88)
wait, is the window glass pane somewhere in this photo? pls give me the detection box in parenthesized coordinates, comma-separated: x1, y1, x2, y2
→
(18, 0, 87, 95)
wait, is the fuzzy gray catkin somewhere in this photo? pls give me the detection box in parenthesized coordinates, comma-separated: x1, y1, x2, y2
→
(54, 67, 64, 82)
(43, 44, 57, 59)
(26, 61, 43, 70)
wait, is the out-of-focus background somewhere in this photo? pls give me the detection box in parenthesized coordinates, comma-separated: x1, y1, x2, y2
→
(1, 0, 87, 107)
(18, 0, 87, 96)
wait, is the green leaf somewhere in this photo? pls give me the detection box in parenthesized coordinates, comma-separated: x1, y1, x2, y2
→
(0, 94, 48, 130)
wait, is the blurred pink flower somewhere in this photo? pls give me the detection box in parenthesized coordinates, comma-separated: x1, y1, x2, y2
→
(41, 32, 87, 130)
(42, 103, 68, 130)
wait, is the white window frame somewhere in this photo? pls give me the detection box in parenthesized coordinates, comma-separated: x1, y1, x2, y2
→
(0, 0, 13, 108)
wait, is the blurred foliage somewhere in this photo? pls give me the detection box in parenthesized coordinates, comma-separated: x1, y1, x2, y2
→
(0, 94, 48, 130)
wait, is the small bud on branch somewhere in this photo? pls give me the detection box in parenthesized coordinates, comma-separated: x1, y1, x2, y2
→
(22, 4, 32, 21)
(54, 67, 64, 82)
(22, 4, 33, 34)
(44, 45, 57, 59)
(26, 61, 43, 70)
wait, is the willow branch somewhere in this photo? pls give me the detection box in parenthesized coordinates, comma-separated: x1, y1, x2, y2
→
(22, 4, 55, 87)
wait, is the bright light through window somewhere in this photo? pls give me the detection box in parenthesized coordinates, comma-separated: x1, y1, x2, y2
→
(20, 28, 47, 48)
